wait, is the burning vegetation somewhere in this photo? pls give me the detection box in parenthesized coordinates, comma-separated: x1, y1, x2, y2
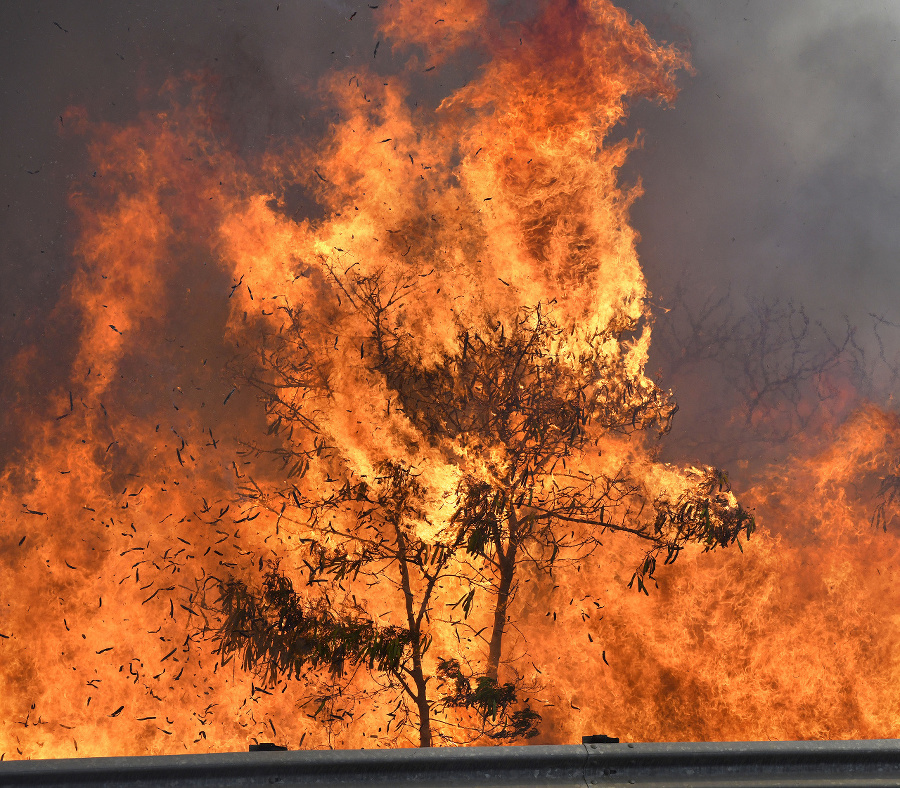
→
(2, 0, 900, 758)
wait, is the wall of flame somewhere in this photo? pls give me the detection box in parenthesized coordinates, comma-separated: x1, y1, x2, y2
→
(3, 0, 900, 759)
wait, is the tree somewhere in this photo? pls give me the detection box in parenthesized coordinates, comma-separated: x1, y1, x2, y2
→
(208, 263, 755, 747)
(198, 0, 758, 747)
(337, 268, 753, 680)
(214, 459, 541, 747)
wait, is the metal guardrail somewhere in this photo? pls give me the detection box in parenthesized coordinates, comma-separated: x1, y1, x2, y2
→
(2, 740, 900, 787)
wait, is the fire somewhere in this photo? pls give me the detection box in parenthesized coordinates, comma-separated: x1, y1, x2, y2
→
(533, 406, 900, 742)
(2, 0, 899, 759)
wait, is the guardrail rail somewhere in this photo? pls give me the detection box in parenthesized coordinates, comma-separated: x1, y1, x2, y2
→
(3, 739, 900, 787)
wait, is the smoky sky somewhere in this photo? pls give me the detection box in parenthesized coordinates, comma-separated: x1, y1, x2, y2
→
(617, 1, 900, 323)
(612, 0, 900, 469)
(3, 0, 900, 471)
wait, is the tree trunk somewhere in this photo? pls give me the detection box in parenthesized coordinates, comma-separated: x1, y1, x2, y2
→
(486, 544, 517, 682)
(394, 521, 433, 747)
(412, 650, 432, 747)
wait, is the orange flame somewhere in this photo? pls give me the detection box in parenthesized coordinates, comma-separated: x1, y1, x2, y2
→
(2, 0, 898, 759)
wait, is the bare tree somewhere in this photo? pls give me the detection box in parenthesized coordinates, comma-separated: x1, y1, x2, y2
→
(652, 279, 860, 468)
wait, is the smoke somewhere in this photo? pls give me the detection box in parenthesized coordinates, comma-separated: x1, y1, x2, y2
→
(619, 1, 900, 316)
(0, 1, 375, 461)
(607, 0, 900, 470)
